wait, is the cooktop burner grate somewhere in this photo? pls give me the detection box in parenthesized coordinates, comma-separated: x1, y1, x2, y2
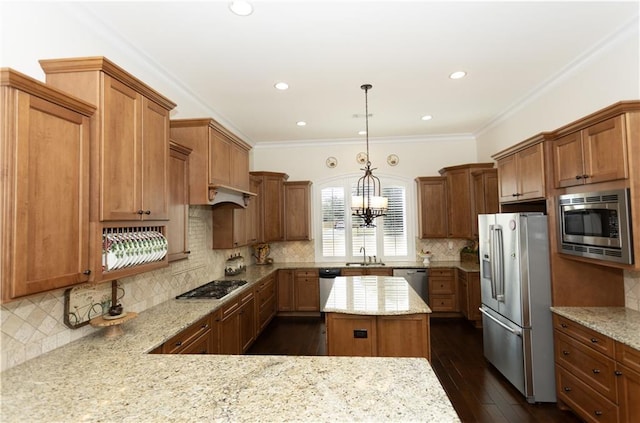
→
(176, 280, 248, 299)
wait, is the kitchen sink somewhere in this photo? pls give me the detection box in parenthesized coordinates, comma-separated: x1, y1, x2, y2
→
(344, 262, 386, 266)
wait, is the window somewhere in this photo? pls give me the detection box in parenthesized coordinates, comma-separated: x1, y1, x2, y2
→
(316, 174, 415, 262)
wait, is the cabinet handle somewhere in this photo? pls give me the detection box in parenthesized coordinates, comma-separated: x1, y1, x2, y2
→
(615, 370, 623, 376)
(583, 174, 590, 179)
(590, 338, 599, 344)
(512, 193, 518, 197)
(594, 411, 603, 416)
(201, 324, 209, 329)
(83, 269, 92, 275)
(144, 210, 151, 215)
(575, 175, 583, 180)
(185, 250, 191, 254)
(561, 323, 568, 328)
(563, 387, 572, 392)
(175, 341, 183, 347)
(592, 369, 600, 374)
(562, 350, 570, 356)
(137, 210, 144, 215)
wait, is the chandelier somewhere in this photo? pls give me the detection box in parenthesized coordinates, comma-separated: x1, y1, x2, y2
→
(351, 84, 388, 227)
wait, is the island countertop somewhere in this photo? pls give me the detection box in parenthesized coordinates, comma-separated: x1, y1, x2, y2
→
(322, 276, 432, 315)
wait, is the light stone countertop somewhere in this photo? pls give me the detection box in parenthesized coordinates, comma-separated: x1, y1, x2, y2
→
(322, 276, 432, 315)
(550, 306, 640, 351)
(0, 262, 460, 422)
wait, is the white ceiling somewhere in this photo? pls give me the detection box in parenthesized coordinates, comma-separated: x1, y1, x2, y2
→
(79, 1, 638, 145)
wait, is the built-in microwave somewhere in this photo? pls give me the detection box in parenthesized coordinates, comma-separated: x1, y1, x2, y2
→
(558, 188, 633, 264)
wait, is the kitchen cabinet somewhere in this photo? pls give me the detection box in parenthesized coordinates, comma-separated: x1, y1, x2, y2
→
(416, 177, 448, 238)
(277, 269, 295, 312)
(255, 274, 277, 333)
(251, 171, 288, 243)
(457, 269, 481, 327)
(167, 141, 191, 262)
(211, 203, 248, 249)
(40, 56, 176, 283)
(326, 314, 377, 356)
(170, 118, 252, 204)
(294, 269, 320, 312)
(553, 313, 640, 423)
(472, 169, 498, 237)
(246, 175, 262, 245)
(239, 288, 256, 352)
(493, 135, 547, 203)
(428, 268, 458, 313)
(284, 181, 313, 241)
(1, 69, 95, 302)
(161, 314, 213, 354)
(219, 297, 241, 354)
(552, 115, 628, 188)
(341, 268, 393, 276)
(439, 163, 495, 239)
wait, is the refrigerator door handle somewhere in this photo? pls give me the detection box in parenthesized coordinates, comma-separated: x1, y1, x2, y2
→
(479, 307, 522, 336)
(489, 225, 497, 299)
(494, 226, 505, 302)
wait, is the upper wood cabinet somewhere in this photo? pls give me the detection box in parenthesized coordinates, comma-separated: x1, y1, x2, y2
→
(439, 163, 495, 239)
(211, 203, 248, 249)
(416, 177, 448, 238)
(167, 141, 191, 262)
(552, 114, 628, 188)
(250, 171, 288, 243)
(246, 175, 261, 245)
(41, 57, 175, 222)
(170, 118, 252, 204)
(1, 69, 95, 302)
(493, 134, 548, 203)
(472, 169, 499, 237)
(284, 181, 312, 241)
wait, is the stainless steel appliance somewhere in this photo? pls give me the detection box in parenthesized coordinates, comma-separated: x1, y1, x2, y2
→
(478, 213, 555, 403)
(176, 280, 247, 299)
(319, 268, 342, 310)
(558, 188, 633, 264)
(392, 268, 428, 304)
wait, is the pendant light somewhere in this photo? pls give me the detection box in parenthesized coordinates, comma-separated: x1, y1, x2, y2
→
(351, 84, 388, 227)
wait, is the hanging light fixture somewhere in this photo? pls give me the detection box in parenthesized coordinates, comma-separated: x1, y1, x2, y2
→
(351, 84, 388, 227)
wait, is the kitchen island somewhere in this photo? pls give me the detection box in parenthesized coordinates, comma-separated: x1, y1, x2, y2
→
(323, 276, 432, 360)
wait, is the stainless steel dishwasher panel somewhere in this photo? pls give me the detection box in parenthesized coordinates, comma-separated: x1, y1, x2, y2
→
(392, 268, 428, 304)
(319, 268, 342, 310)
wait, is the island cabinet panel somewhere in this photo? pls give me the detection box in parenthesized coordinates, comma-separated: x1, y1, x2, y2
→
(377, 314, 430, 361)
(1, 69, 95, 301)
(552, 114, 628, 188)
(167, 142, 191, 262)
(326, 314, 377, 357)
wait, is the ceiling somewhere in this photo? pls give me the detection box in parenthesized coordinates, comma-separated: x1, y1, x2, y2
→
(78, 1, 638, 145)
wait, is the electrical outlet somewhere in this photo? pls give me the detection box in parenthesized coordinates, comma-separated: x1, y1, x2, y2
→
(448, 241, 454, 250)
(353, 329, 368, 339)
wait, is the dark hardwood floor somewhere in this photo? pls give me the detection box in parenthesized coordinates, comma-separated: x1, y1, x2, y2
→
(247, 316, 581, 423)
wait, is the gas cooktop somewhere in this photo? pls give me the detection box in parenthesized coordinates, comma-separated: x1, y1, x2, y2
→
(175, 280, 247, 300)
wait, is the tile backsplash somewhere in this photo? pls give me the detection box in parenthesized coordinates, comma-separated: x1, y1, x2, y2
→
(2, 212, 638, 371)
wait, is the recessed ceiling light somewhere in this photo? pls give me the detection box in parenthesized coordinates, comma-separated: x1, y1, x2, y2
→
(274, 82, 289, 90)
(421, 115, 433, 121)
(358, 130, 367, 135)
(229, 1, 253, 16)
(449, 71, 467, 80)
(296, 121, 307, 127)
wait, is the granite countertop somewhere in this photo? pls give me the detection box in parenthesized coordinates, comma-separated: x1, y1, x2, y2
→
(322, 276, 432, 316)
(0, 263, 459, 422)
(550, 306, 640, 351)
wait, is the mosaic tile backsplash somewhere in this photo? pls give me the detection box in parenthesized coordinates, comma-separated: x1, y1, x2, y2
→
(1, 209, 639, 371)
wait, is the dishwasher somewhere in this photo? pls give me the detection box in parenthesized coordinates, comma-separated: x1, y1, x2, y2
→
(392, 268, 429, 304)
(319, 268, 342, 311)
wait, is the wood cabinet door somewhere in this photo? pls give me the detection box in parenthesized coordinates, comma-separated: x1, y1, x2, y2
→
(263, 174, 285, 242)
(277, 269, 295, 311)
(416, 177, 448, 238)
(616, 363, 640, 423)
(497, 155, 518, 202)
(246, 176, 261, 244)
(219, 301, 241, 354)
(326, 313, 376, 356)
(239, 291, 256, 352)
(140, 98, 169, 220)
(445, 168, 473, 238)
(472, 170, 498, 237)
(167, 143, 190, 262)
(583, 115, 628, 185)
(458, 272, 469, 318)
(209, 128, 231, 186)
(377, 314, 430, 360)
(284, 181, 312, 241)
(101, 75, 143, 221)
(230, 142, 250, 191)
(516, 143, 545, 200)
(295, 271, 319, 311)
(467, 272, 482, 322)
(4, 93, 91, 299)
(553, 131, 585, 188)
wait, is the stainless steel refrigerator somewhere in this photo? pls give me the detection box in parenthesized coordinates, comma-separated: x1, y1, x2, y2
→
(478, 213, 556, 403)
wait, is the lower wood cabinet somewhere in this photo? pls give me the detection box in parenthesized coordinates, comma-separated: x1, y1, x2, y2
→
(340, 268, 393, 276)
(277, 269, 295, 311)
(255, 274, 277, 333)
(220, 298, 241, 354)
(326, 312, 430, 360)
(429, 268, 458, 313)
(161, 314, 214, 354)
(239, 289, 256, 353)
(277, 269, 320, 313)
(457, 269, 481, 327)
(553, 313, 640, 423)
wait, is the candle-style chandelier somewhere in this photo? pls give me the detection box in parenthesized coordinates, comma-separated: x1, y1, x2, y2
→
(351, 84, 388, 227)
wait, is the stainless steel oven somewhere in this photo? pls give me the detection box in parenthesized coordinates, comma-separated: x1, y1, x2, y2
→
(558, 188, 633, 264)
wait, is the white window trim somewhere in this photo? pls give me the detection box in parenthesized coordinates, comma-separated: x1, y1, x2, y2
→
(314, 172, 416, 263)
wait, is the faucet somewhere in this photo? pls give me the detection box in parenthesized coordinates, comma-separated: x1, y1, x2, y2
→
(360, 246, 366, 263)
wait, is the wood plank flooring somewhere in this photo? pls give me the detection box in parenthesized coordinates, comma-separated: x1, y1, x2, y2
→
(247, 316, 581, 423)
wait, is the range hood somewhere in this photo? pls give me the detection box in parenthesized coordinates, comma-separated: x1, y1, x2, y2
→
(208, 184, 256, 208)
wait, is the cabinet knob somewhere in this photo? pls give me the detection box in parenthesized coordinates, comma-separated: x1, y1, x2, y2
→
(563, 387, 572, 392)
(137, 210, 144, 215)
(575, 175, 582, 180)
(590, 338, 599, 344)
(594, 411, 603, 416)
(615, 370, 623, 376)
(144, 210, 151, 215)
(583, 174, 590, 179)
(562, 350, 570, 356)
(185, 250, 191, 254)
(592, 369, 600, 374)
(561, 323, 568, 328)
(83, 269, 92, 275)
(175, 341, 183, 347)
(512, 193, 518, 197)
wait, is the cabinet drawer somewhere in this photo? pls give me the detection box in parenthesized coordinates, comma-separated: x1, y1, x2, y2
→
(179, 331, 211, 355)
(163, 315, 212, 354)
(221, 298, 240, 321)
(430, 278, 455, 294)
(295, 269, 319, 279)
(430, 295, 456, 312)
(556, 365, 618, 423)
(429, 268, 454, 278)
(239, 288, 254, 305)
(553, 314, 615, 358)
(555, 331, 617, 402)
(615, 342, 640, 374)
